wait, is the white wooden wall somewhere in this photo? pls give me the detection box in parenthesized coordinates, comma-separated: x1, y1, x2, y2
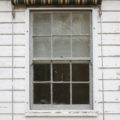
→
(0, 0, 120, 120)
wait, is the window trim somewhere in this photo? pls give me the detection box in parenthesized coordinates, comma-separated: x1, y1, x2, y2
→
(25, 7, 99, 116)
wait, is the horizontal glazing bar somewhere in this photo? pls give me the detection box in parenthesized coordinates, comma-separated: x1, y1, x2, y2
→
(32, 35, 90, 37)
(33, 81, 90, 84)
(33, 57, 91, 61)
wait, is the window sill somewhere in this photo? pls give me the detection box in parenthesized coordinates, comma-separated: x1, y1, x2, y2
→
(25, 110, 98, 117)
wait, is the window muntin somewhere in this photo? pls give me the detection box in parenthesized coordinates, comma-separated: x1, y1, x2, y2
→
(30, 11, 92, 110)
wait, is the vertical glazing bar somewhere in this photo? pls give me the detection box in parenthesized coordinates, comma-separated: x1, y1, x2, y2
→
(51, 63, 53, 104)
(89, 11, 93, 108)
(50, 12, 53, 104)
(31, 12, 34, 108)
(70, 62, 72, 104)
(70, 12, 72, 104)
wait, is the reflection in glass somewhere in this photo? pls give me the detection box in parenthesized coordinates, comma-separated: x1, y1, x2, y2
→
(72, 37, 90, 57)
(53, 64, 70, 81)
(53, 13, 71, 35)
(34, 64, 50, 81)
(72, 12, 90, 35)
(72, 84, 89, 104)
(33, 37, 51, 58)
(72, 64, 89, 81)
(53, 84, 70, 104)
(53, 37, 71, 57)
(34, 84, 51, 104)
(33, 13, 51, 35)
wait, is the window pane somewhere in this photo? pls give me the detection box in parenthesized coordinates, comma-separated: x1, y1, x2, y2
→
(53, 84, 70, 104)
(53, 37, 71, 57)
(53, 64, 70, 81)
(33, 13, 51, 36)
(33, 37, 51, 58)
(34, 64, 50, 81)
(72, 36, 90, 57)
(72, 64, 89, 81)
(72, 84, 89, 104)
(34, 84, 51, 104)
(72, 12, 90, 35)
(53, 13, 71, 35)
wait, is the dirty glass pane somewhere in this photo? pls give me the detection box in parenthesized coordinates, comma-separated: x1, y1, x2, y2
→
(34, 84, 51, 104)
(53, 37, 71, 58)
(72, 36, 90, 57)
(53, 13, 71, 35)
(72, 12, 90, 35)
(72, 84, 89, 104)
(33, 13, 51, 36)
(53, 84, 70, 104)
(33, 37, 51, 58)
(72, 64, 89, 81)
(53, 64, 70, 81)
(34, 64, 50, 81)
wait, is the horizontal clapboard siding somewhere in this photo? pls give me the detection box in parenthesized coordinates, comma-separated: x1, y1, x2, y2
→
(0, 0, 120, 120)
(0, 1, 26, 120)
(98, 1, 120, 120)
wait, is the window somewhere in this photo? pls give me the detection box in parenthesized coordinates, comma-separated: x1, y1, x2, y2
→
(30, 11, 92, 110)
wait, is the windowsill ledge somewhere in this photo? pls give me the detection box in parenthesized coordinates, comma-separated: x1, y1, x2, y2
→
(25, 110, 98, 117)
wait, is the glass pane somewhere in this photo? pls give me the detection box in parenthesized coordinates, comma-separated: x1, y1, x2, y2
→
(53, 37, 71, 57)
(72, 12, 90, 35)
(34, 84, 51, 104)
(34, 64, 50, 81)
(53, 64, 70, 81)
(53, 13, 71, 35)
(72, 84, 89, 104)
(33, 13, 51, 36)
(53, 84, 70, 104)
(72, 36, 90, 57)
(72, 64, 89, 81)
(33, 37, 51, 58)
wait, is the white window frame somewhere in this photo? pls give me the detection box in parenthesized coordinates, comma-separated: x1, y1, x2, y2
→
(25, 7, 99, 117)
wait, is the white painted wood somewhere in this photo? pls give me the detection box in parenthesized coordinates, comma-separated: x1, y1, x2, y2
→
(13, 35, 25, 45)
(98, 46, 120, 56)
(98, 103, 120, 113)
(98, 80, 120, 91)
(0, 35, 12, 45)
(98, 57, 120, 67)
(0, 115, 26, 120)
(14, 23, 25, 34)
(0, 46, 25, 56)
(0, 103, 24, 114)
(0, 91, 12, 102)
(0, 24, 12, 34)
(0, 12, 12, 22)
(0, 57, 25, 67)
(0, 23, 25, 34)
(0, 80, 25, 90)
(98, 91, 120, 102)
(0, 1, 11, 12)
(101, 12, 120, 22)
(98, 34, 120, 45)
(14, 91, 25, 102)
(13, 68, 25, 78)
(99, 115, 120, 120)
(0, 0, 120, 120)
(98, 23, 120, 33)
(14, 12, 25, 22)
(98, 69, 120, 79)
(102, 1, 120, 10)
(0, 115, 12, 120)
(0, 68, 12, 78)
(0, 91, 25, 102)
